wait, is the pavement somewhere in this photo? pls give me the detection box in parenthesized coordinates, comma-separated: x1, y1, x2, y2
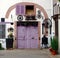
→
(0, 49, 60, 58)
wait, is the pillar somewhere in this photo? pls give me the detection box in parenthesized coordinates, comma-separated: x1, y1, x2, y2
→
(58, 18, 60, 53)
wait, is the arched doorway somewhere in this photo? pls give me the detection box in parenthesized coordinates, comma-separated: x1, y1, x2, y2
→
(5, 2, 49, 49)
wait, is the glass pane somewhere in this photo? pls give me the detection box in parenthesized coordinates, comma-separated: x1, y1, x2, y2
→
(0, 25, 5, 39)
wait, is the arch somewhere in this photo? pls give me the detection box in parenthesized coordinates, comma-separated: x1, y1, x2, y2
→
(5, 2, 48, 19)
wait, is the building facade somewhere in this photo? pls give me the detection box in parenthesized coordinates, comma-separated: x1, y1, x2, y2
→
(0, 0, 53, 49)
(52, 0, 60, 53)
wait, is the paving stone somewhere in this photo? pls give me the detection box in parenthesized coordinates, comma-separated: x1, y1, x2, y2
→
(0, 49, 60, 58)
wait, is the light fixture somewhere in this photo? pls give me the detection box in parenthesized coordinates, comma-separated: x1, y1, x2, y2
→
(37, 10, 42, 19)
(42, 18, 52, 28)
(17, 15, 23, 21)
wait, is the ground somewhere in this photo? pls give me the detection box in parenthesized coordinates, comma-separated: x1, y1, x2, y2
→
(0, 49, 60, 58)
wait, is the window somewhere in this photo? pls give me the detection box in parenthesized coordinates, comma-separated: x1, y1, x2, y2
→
(26, 5, 34, 15)
(0, 25, 5, 38)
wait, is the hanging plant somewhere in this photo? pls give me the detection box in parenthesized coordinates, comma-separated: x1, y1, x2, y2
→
(8, 32, 13, 39)
(8, 27, 14, 32)
(59, 0, 60, 2)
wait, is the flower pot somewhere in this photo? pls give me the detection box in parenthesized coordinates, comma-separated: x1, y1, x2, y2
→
(51, 50, 57, 55)
(6, 38, 13, 49)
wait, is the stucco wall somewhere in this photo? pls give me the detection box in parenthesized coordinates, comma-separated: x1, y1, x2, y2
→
(0, 0, 53, 21)
(0, 0, 53, 49)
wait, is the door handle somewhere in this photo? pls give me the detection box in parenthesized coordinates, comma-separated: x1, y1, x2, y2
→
(23, 38, 25, 40)
(32, 37, 34, 39)
(39, 37, 40, 40)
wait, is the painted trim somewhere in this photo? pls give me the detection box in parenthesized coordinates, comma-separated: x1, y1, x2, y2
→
(0, 22, 13, 24)
(38, 21, 40, 48)
(14, 21, 17, 48)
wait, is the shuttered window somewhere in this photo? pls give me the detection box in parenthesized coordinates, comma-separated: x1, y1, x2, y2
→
(0, 25, 5, 38)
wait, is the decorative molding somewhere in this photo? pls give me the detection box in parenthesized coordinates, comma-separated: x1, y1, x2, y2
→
(17, 15, 23, 21)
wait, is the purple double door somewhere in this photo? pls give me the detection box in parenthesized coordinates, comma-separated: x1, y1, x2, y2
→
(17, 26, 38, 48)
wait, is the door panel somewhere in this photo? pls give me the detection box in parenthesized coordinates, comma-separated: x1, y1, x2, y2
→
(17, 26, 27, 48)
(18, 39, 27, 48)
(31, 39, 38, 48)
(18, 39, 25, 48)
(26, 39, 31, 48)
(26, 27, 32, 39)
(31, 27, 38, 39)
(30, 26, 38, 48)
(17, 26, 26, 39)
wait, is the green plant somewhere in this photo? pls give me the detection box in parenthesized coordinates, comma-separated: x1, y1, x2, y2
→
(8, 32, 13, 39)
(51, 37, 58, 51)
(58, 0, 60, 2)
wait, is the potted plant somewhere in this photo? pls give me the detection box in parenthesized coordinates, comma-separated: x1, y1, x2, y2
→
(8, 32, 13, 39)
(49, 37, 58, 55)
(8, 27, 14, 32)
(6, 32, 14, 49)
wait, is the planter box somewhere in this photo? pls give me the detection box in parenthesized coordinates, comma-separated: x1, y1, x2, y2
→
(6, 38, 13, 49)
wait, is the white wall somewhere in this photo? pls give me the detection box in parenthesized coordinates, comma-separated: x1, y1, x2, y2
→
(0, 0, 53, 21)
(0, 39, 6, 49)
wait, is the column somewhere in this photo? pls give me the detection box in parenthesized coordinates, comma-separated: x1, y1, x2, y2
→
(58, 16, 60, 53)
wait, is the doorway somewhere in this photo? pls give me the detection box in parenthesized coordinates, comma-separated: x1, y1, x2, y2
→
(17, 21, 40, 48)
